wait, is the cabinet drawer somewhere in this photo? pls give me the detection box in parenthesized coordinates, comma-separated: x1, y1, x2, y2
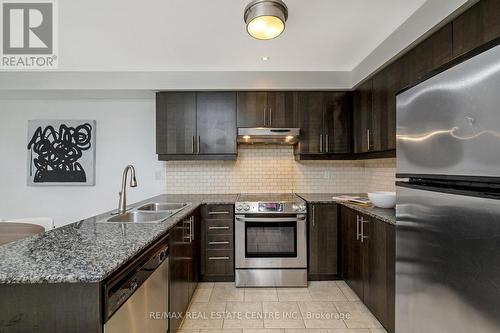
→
(205, 219, 233, 234)
(205, 250, 234, 276)
(207, 234, 233, 250)
(204, 204, 234, 220)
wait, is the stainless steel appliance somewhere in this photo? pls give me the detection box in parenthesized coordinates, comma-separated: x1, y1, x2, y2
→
(396, 43, 500, 333)
(235, 193, 307, 287)
(237, 127, 300, 144)
(104, 236, 169, 333)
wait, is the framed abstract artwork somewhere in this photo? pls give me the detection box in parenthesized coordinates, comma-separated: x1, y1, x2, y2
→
(27, 120, 96, 186)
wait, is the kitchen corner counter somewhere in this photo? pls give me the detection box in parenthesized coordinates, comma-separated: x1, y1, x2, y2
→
(0, 194, 237, 284)
(297, 193, 396, 225)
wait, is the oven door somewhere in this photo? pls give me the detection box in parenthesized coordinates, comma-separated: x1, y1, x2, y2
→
(235, 214, 307, 268)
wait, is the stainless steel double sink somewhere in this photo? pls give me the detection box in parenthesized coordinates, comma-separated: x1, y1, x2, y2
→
(102, 202, 191, 224)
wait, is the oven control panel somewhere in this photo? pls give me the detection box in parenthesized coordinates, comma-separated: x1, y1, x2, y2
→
(235, 202, 306, 214)
(258, 202, 284, 212)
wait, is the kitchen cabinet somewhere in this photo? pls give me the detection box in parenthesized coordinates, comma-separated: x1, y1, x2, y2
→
(200, 204, 235, 282)
(401, 23, 453, 86)
(296, 92, 352, 156)
(452, 0, 500, 58)
(353, 80, 373, 154)
(156, 92, 196, 155)
(340, 207, 395, 333)
(237, 91, 298, 128)
(371, 59, 404, 151)
(308, 203, 340, 280)
(169, 213, 199, 333)
(156, 92, 237, 160)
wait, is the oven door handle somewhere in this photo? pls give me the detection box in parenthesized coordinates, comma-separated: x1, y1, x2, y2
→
(235, 216, 305, 223)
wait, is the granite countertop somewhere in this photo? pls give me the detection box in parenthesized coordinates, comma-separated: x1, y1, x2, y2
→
(297, 193, 396, 225)
(0, 194, 237, 284)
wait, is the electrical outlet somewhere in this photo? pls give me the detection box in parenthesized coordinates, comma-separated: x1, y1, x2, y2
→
(323, 170, 331, 179)
(155, 170, 164, 181)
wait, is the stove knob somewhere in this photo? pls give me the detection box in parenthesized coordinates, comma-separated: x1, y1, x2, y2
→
(243, 204, 250, 211)
(236, 204, 243, 211)
(292, 204, 299, 211)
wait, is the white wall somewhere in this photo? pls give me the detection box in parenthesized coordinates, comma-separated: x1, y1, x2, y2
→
(0, 94, 165, 227)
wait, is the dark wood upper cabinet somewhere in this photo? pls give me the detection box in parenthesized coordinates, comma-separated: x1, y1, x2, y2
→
(402, 23, 453, 86)
(296, 92, 325, 154)
(453, 0, 500, 58)
(371, 59, 403, 151)
(237, 92, 267, 127)
(196, 92, 237, 155)
(266, 92, 299, 127)
(156, 92, 196, 155)
(157, 92, 237, 160)
(353, 80, 373, 154)
(324, 92, 352, 153)
(237, 91, 298, 128)
(308, 203, 340, 280)
(296, 92, 352, 155)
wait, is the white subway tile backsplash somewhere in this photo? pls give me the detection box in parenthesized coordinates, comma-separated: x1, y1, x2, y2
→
(165, 146, 396, 194)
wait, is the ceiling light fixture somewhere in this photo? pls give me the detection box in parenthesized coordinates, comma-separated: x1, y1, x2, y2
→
(261, 56, 270, 61)
(244, 0, 288, 40)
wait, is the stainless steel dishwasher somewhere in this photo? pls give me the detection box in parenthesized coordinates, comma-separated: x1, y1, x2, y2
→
(103, 234, 169, 333)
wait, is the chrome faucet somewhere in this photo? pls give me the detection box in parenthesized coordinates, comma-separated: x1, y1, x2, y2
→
(118, 165, 137, 214)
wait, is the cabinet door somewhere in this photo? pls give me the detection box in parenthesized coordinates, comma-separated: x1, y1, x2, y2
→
(156, 92, 196, 155)
(324, 92, 352, 153)
(364, 218, 396, 333)
(340, 207, 364, 299)
(196, 92, 237, 154)
(266, 92, 298, 127)
(453, 0, 500, 58)
(169, 221, 190, 333)
(371, 59, 403, 151)
(403, 23, 453, 86)
(297, 92, 326, 154)
(353, 80, 373, 153)
(237, 92, 267, 127)
(309, 204, 340, 279)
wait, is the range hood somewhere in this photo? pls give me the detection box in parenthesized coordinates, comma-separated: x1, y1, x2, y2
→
(237, 128, 300, 145)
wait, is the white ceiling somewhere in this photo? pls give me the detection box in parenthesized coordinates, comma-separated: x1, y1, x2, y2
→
(60, 0, 427, 71)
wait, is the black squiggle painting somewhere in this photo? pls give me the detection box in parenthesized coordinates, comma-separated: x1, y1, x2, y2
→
(27, 120, 96, 185)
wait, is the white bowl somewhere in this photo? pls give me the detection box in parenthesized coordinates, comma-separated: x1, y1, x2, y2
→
(368, 192, 396, 209)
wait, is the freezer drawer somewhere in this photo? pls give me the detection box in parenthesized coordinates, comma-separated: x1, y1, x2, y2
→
(396, 43, 500, 179)
(396, 185, 500, 333)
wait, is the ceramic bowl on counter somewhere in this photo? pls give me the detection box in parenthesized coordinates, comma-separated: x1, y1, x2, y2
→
(368, 192, 396, 209)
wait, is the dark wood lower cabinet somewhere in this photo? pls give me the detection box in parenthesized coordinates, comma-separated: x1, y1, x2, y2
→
(169, 212, 199, 333)
(308, 203, 340, 280)
(340, 207, 395, 333)
(200, 204, 235, 282)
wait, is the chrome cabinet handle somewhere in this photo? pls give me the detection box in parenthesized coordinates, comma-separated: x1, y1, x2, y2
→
(367, 129, 371, 151)
(208, 211, 230, 215)
(269, 107, 272, 126)
(236, 216, 305, 222)
(325, 134, 329, 153)
(192, 136, 195, 154)
(209, 241, 230, 245)
(197, 136, 201, 154)
(319, 135, 323, 153)
(360, 216, 369, 243)
(356, 215, 361, 241)
(191, 216, 195, 241)
(312, 205, 316, 227)
(208, 226, 229, 230)
(264, 107, 267, 126)
(208, 256, 230, 260)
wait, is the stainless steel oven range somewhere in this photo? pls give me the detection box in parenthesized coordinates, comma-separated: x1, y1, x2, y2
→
(235, 193, 307, 287)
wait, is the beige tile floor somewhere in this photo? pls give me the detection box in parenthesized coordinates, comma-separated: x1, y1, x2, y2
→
(178, 281, 387, 333)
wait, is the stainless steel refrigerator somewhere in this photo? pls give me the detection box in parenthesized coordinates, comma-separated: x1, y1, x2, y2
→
(396, 43, 500, 333)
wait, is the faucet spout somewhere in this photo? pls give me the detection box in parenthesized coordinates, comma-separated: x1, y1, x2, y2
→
(118, 165, 137, 214)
